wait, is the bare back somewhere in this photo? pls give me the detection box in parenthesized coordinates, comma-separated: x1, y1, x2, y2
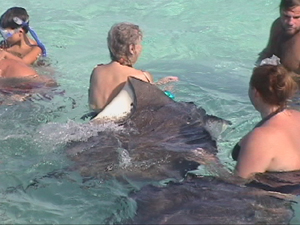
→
(89, 61, 153, 111)
(265, 110, 300, 171)
(237, 109, 300, 178)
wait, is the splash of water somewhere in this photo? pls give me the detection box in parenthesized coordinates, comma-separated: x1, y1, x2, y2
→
(34, 120, 126, 147)
(118, 148, 132, 169)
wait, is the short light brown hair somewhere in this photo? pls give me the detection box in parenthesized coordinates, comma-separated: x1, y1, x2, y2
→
(107, 22, 142, 66)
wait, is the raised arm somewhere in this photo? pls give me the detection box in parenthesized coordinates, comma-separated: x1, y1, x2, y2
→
(0, 45, 42, 65)
(155, 76, 179, 85)
(141, 70, 178, 85)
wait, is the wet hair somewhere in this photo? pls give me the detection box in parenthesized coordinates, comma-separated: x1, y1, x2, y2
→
(0, 7, 29, 33)
(250, 64, 298, 108)
(280, 0, 300, 11)
(107, 22, 142, 66)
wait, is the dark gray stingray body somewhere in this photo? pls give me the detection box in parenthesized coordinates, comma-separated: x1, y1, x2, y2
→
(66, 77, 231, 182)
(249, 170, 300, 195)
(65, 78, 296, 224)
(127, 175, 294, 225)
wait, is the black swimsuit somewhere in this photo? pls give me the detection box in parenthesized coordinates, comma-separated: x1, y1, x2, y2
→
(231, 108, 284, 161)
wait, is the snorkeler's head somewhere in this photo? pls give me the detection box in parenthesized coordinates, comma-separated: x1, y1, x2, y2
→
(0, 7, 30, 33)
(107, 22, 143, 66)
(0, 7, 47, 57)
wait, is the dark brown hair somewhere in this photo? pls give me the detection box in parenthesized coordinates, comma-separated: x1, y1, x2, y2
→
(250, 65, 298, 108)
(0, 7, 30, 33)
(107, 22, 142, 66)
(280, 0, 300, 11)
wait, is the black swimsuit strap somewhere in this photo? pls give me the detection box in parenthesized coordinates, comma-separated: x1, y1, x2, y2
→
(232, 107, 285, 161)
(254, 107, 284, 128)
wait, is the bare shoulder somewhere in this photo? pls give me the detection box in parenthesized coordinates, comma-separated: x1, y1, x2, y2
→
(290, 109, 300, 117)
(141, 70, 154, 83)
(241, 126, 281, 150)
(268, 18, 283, 40)
(271, 18, 281, 30)
(90, 64, 104, 81)
(28, 36, 38, 46)
(126, 67, 153, 83)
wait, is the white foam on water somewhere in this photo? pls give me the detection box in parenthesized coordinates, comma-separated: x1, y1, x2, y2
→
(0, 133, 29, 141)
(118, 148, 132, 169)
(34, 120, 126, 148)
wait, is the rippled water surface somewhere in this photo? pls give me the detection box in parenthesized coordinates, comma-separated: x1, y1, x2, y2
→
(1, 0, 300, 224)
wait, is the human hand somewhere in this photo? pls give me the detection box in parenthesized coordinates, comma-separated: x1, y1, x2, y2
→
(156, 76, 179, 85)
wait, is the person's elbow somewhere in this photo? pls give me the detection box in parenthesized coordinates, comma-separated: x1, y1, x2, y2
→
(234, 167, 252, 179)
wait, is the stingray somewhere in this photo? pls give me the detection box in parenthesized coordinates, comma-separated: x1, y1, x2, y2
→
(245, 170, 300, 195)
(124, 175, 294, 225)
(65, 77, 231, 182)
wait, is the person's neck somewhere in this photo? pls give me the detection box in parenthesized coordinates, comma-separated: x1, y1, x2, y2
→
(114, 60, 133, 67)
(259, 105, 283, 118)
(9, 39, 22, 48)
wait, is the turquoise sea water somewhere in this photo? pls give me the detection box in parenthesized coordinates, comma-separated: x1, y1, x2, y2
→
(1, 0, 300, 224)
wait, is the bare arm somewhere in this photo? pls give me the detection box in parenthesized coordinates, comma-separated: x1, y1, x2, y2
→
(88, 67, 103, 111)
(141, 70, 178, 85)
(0, 45, 42, 65)
(155, 76, 179, 85)
(256, 18, 282, 65)
(235, 128, 274, 179)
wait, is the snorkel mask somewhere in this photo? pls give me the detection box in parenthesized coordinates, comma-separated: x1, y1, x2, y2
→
(11, 17, 47, 57)
(0, 27, 21, 40)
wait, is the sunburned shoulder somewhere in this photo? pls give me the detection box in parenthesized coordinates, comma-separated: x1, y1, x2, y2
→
(245, 126, 283, 146)
(89, 66, 104, 83)
(266, 109, 300, 126)
(91, 64, 105, 75)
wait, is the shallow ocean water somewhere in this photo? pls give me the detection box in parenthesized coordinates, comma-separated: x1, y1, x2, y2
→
(1, 0, 300, 224)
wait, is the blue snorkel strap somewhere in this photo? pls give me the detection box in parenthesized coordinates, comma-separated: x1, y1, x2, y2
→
(13, 17, 47, 57)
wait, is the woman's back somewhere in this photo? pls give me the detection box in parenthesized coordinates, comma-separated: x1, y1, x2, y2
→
(89, 61, 152, 111)
(264, 109, 300, 171)
(239, 109, 300, 176)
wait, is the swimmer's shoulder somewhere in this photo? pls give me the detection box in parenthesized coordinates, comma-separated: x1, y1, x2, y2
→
(90, 63, 113, 83)
(90, 64, 103, 82)
(95, 63, 104, 68)
(126, 68, 152, 83)
(270, 18, 283, 36)
(140, 70, 153, 83)
(92, 63, 105, 73)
